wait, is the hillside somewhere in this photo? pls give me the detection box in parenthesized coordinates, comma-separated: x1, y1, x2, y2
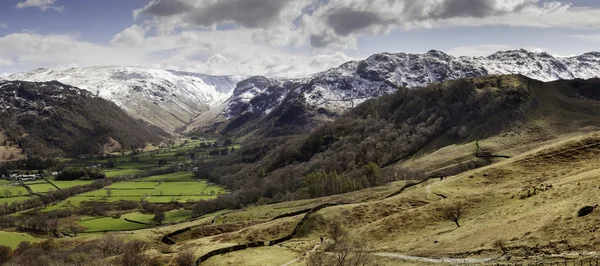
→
(148, 75, 600, 265)
(6, 66, 244, 133)
(154, 130, 600, 266)
(191, 75, 600, 214)
(0, 80, 168, 160)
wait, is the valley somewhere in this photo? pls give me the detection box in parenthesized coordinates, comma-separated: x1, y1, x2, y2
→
(0, 138, 235, 246)
(1, 56, 600, 266)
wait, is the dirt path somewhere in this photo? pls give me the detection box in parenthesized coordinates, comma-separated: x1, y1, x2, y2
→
(280, 242, 321, 266)
(374, 253, 495, 264)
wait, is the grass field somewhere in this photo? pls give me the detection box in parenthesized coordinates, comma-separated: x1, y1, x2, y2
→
(0, 185, 28, 197)
(164, 209, 193, 223)
(0, 231, 42, 248)
(27, 183, 57, 193)
(51, 180, 95, 188)
(0, 138, 239, 250)
(136, 172, 197, 182)
(78, 216, 148, 232)
(0, 196, 33, 205)
(122, 212, 155, 224)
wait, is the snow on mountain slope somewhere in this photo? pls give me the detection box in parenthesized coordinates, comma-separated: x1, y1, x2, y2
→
(228, 49, 600, 122)
(5, 49, 600, 135)
(7, 66, 244, 132)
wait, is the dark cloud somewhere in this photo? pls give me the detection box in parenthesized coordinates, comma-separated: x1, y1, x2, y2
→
(431, 0, 531, 19)
(188, 0, 291, 28)
(137, 0, 293, 28)
(136, 0, 192, 17)
(326, 9, 384, 36)
(309, 34, 329, 48)
(310, 0, 538, 48)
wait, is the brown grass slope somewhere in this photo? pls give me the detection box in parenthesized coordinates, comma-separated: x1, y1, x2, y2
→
(0, 80, 169, 159)
(170, 133, 600, 265)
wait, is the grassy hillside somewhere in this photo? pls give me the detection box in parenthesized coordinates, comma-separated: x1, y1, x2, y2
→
(126, 131, 600, 265)
(190, 75, 600, 216)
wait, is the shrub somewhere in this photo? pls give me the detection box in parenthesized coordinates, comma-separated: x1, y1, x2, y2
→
(175, 249, 195, 266)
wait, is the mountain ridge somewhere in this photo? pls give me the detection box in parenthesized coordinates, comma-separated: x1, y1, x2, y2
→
(5, 49, 600, 135)
(0, 80, 168, 160)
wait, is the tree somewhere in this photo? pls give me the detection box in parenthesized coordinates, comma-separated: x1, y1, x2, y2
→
(308, 229, 371, 266)
(97, 234, 124, 257)
(120, 240, 149, 266)
(362, 162, 381, 186)
(153, 211, 165, 225)
(440, 203, 463, 227)
(105, 188, 112, 197)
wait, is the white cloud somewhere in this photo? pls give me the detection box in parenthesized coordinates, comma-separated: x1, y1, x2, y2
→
(3, 0, 600, 77)
(0, 57, 14, 67)
(16, 0, 65, 12)
(110, 25, 147, 46)
(0, 31, 354, 78)
(0, 23, 7, 29)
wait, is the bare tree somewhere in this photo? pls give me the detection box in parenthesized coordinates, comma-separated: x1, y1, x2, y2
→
(97, 234, 124, 257)
(120, 240, 149, 266)
(329, 221, 346, 243)
(308, 222, 372, 266)
(440, 203, 463, 227)
(308, 237, 371, 266)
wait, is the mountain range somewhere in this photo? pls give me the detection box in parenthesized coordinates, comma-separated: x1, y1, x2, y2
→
(4, 49, 600, 136)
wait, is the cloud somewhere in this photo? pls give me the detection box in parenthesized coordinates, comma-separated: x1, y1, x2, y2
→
(299, 0, 600, 48)
(0, 57, 14, 67)
(16, 0, 65, 12)
(133, 0, 192, 19)
(0, 31, 354, 78)
(0, 23, 7, 29)
(111, 25, 147, 46)
(135, 0, 299, 28)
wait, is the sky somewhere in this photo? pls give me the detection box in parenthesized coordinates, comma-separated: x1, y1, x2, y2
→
(1, 0, 600, 78)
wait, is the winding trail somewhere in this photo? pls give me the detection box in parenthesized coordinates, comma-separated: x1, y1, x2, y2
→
(374, 253, 495, 264)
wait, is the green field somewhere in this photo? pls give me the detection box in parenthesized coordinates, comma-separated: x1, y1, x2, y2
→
(27, 183, 57, 193)
(136, 172, 197, 182)
(0, 231, 42, 248)
(0, 185, 28, 197)
(164, 209, 193, 223)
(122, 212, 155, 224)
(5, 138, 236, 238)
(78, 217, 148, 232)
(51, 180, 94, 188)
(0, 196, 33, 205)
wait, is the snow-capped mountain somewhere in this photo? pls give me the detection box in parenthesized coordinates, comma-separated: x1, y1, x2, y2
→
(0, 80, 167, 159)
(226, 49, 600, 125)
(7, 66, 244, 132)
(5, 49, 600, 135)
